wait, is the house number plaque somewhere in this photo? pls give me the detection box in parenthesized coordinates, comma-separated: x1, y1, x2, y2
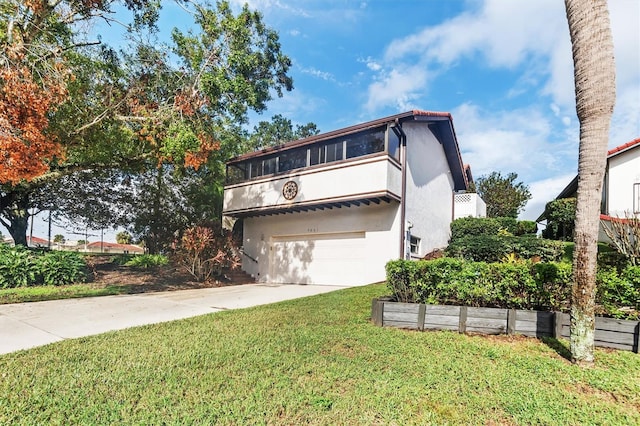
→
(282, 181, 298, 200)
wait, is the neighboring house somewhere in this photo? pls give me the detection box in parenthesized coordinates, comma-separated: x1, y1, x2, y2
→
(83, 241, 145, 254)
(222, 110, 482, 286)
(27, 236, 50, 248)
(540, 137, 640, 240)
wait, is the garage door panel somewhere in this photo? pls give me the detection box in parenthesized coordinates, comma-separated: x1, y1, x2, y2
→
(270, 232, 367, 285)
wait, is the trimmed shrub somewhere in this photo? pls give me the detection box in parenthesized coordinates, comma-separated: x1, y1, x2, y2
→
(450, 217, 536, 241)
(446, 235, 564, 263)
(450, 217, 501, 240)
(445, 235, 509, 262)
(385, 259, 636, 319)
(596, 266, 640, 319)
(36, 251, 87, 286)
(516, 220, 538, 236)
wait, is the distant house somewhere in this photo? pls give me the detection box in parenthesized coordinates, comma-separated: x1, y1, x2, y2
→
(223, 110, 483, 286)
(540, 137, 640, 241)
(84, 241, 145, 254)
(27, 236, 50, 248)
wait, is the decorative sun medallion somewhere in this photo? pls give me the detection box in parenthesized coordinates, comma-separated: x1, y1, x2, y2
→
(282, 180, 298, 200)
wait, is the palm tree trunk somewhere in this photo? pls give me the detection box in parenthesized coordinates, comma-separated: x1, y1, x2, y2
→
(564, 0, 616, 365)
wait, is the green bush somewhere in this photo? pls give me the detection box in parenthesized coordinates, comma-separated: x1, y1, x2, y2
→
(125, 254, 169, 268)
(450, 217, 502, 240)
(111, 254, 135, 265)
(0, 246, 88, 288)
(386, 259, 637, 319)
(36, 251, 87, 286)
(516, 220, 538, 236)
(446, 235, 510, 262)
(0, 245, 38, 288)
(445, 235, 564, 263)
(596, 266, 640, 319)
(387, 258, 571, 311)
(450, 217, 536, 241)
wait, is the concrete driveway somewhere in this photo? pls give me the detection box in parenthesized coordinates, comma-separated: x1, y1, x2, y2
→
(0, 284, 347, 355)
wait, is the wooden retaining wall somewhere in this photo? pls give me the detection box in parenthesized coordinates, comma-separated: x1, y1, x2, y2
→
(371, 299, 640, 353)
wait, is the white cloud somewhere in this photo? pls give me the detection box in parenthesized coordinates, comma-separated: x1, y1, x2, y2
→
(383, 0, 564, 67)
(453, 103, 576, 180)
(366, 0, 638, 142)
(299, 66, 334, 81)
(229, 0, 311, 17)
(365, 65, 429, 111)
(520, 173, 577, 221)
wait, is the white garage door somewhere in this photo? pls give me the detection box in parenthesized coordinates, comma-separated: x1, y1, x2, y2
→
(269, 232, 367, 285)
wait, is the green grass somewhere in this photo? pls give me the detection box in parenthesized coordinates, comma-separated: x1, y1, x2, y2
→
(1, 284, 639, 425)
(0, 284, 131, 304)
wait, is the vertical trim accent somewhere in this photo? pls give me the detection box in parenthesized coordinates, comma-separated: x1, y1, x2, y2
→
(393, 120, 408, 259)
(553, 312, 563, 338)
(507, 309, 516, 334)
(459, 306, 467, 333)
(417, 304, 426, 331)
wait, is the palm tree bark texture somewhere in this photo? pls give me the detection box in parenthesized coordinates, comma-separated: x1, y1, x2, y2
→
(564, 0, 616, 365)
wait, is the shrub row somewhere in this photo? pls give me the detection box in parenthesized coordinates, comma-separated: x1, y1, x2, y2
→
(386, 259, 640, 320)
(450, 217, 537, 240)
(445, 235, 565, 263)
(0, 245, 87, 289)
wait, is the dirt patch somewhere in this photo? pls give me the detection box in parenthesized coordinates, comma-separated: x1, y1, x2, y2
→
(85, 256, 238, 294)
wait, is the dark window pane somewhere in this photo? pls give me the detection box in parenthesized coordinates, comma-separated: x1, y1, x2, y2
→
(346, 129, 385, 159)
(227, 164, 246, 184)
(388, 127, 401, 161)
(249, 160, 263, 178)
(263, 157, 276, 175)
(326, 141, 343, 163)
(310, 146, 324, 165)
(278, 148, 307, 172)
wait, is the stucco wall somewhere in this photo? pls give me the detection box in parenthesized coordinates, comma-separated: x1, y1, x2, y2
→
(241, 202, 401, 285)
(224, 156, 401, 214)
(607, 148, 640, 217)
(403, 122, 456, 257)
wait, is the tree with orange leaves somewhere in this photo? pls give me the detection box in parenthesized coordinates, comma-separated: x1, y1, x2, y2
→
(1, 0, 293, 246)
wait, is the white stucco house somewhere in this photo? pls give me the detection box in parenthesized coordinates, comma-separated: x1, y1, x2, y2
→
(222, 110, 482, 286)
(541, 137, 640, 241)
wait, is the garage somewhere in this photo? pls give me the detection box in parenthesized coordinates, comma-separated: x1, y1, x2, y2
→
(269, 232, 368, 285)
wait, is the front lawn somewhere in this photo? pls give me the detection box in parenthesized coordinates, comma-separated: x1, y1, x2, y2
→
(1, 284, 638, 425)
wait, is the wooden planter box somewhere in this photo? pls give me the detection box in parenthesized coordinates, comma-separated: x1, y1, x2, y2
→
(371, 299, 640, 353)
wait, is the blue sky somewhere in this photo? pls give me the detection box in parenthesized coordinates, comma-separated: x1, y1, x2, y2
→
(13, 0, 640, 242)
(232, 0, 639, 220)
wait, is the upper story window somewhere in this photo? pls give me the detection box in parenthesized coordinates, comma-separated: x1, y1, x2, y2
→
(409, 235, 421, 255)
(634, 183, 640, 214)
(226, 125, 395, 184)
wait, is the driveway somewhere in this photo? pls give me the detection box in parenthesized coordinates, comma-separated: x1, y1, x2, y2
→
(0, 284, 347, 355)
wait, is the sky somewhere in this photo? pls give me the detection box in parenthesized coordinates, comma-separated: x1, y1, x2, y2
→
(11, 0, 640, 243)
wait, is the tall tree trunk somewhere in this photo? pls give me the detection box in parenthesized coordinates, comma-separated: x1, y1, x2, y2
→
(564, 0, 616, 365)
(0, 191, 31, 246)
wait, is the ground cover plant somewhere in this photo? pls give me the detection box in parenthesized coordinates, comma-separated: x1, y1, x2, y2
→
(0, 284, 638, 425)
(0, 255, 211, 305)
(0, 245, 87, 288)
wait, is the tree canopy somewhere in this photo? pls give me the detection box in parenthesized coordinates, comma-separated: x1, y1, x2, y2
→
(0, 0, 294, 246)
(474, 171, 532, 218)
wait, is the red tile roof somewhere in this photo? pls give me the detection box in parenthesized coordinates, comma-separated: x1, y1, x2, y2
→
(27, 236, 50, 244)
(86, 241, 144, 252)
(607, 137, 640, 157)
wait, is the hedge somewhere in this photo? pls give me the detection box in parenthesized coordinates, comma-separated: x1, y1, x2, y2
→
(386, 259, 640, 320)
(450, 217, 537, 240)
(445, 235, 565, 263)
